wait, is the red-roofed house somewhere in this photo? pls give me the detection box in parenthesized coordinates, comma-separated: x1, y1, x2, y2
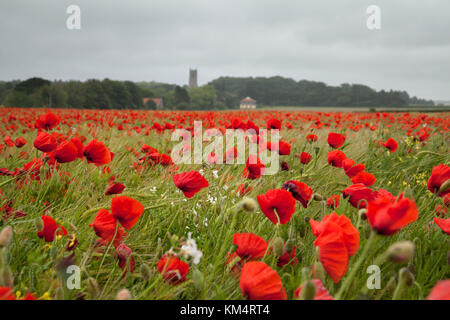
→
(240, 97, 256, 109)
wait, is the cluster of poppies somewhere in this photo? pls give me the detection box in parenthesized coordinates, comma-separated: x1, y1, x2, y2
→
(0, 107, 448, 300)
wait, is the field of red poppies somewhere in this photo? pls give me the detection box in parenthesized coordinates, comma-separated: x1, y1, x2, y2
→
(0, 107, 449, 300)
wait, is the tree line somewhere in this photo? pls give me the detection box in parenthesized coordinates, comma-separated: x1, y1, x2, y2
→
(209, 76, 434, 108)
(0, 76, 434, 110)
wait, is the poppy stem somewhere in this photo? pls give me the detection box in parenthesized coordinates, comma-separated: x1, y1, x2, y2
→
(96, 223, 119, 280)
(335, 230, 378, 300)
(0, 177, 16, 188)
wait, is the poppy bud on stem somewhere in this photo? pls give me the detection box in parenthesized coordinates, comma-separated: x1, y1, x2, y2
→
(0, 226, 13, 248)
(386, 241, 415, 263)
(438, 179, 450, 195)
(140, 263, 152, 282)
(192, 268, 204, 291)
(115, 288, 132, 300)
(272, 237, 284, 257)
(298, 280, 316, 300)
(313, 193, 323, 201)
(238, 198, 257, 213)
(313, 262, 326, 283)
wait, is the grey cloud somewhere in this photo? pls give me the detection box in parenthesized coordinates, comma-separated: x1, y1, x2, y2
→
(0, 0, 449, 100)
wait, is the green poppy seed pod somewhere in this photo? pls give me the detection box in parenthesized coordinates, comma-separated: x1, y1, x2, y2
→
(55, 286, 64, 300)
(0, 226, 13, 248)
(285, 239, 296, 253)
(439, 179, 450, 195)
(0, 267, 13, 287)
(115, 288, 132, 300)
(313, 193, 323, 201)
(313, 262, 326, 283)
(299, 280, 316, 300)
(301, 266, 312, 282)
(34, 217, 43, 232)
(314, 147, 320, 155)
(140, 263, 152, 282)
(239, 198, 257, 213)
(398, 267, 415, 287)
(386, 241, 415, 263)
(87, 277, 100, 299)
(272, 237, 285, 257)
(192, 268, 205, 291)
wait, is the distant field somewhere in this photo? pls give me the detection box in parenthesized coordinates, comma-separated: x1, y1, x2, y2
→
(259, 105, 450, 113)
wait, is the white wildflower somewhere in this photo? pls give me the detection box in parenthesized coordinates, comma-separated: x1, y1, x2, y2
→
(180, 232, 203, 265)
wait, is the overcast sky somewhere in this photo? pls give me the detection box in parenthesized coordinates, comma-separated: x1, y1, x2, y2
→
(1, 0, 449, 100)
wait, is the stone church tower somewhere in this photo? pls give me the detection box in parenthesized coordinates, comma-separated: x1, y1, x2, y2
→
(189, 69, 198, 89)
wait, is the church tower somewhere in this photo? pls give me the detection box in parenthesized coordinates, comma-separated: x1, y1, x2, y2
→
(189, 69, 198, 89)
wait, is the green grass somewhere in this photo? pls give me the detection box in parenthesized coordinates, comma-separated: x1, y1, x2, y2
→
(0, 111, 449, 300)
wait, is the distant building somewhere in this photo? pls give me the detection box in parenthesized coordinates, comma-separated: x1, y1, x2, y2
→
(240, 97, 257, 109)
(143, 97, 164, 109)
(189, 69, 198, 89)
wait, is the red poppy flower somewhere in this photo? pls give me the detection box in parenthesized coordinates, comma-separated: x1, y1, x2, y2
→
(282, 180, 313, 208)
(0, 287, 16, 300)
(257, 189, 296, 224)
(345, 163, 366, 178)
(233, 233, 268, 260)
(267, 118, 282, 130)
(342, 183, 375, 208)
(89, 209, 125, 246)
(115, 243, 135, 275)
(381, 138, 398, 152)
(243, 155, 266, 180)
(427, 164, 450, 197)
(14, 137, 27, 148)
(306, 134, 318, 142)
(268, 140, 291, 155)
(327, 150, 347, 168)
(366, 192, 418, 236)
(37, 215, 68, 242)
(296, 152, 312, 164)
(276, 244, 298, 267)
(239, 261, 286, 300)
(35, 112, 60, 131)
(281, 161, 290, 171)
(83, 139, 112, 166)
(157, 255, 189, 284)
(294, 279, 334, 300)
(427, 280, 450, 300)
(351, 171, 375, 187)
(4, 136, 14, 147)
(236, 184, 251, 197)
(54, 140, 79, 163)
(111, 196, 144, 230)
(173, 170, 209, 198)
(309, 212, 359, 283)
(327, 195, 340, 209)
(328, 133, 346, 149)
(443, 194, 450, 207)
(105, 182, 126, 196)
(70, 137, 84, 158)
(33, 131, 57, 152)
(433, 218, 450, 235)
